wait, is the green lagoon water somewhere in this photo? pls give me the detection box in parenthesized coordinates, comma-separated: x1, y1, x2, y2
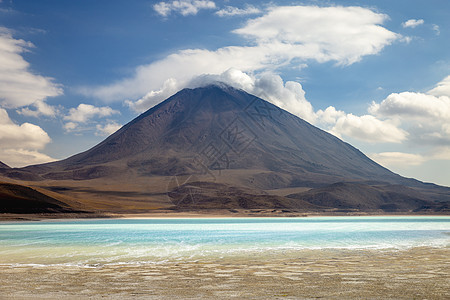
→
(0, 216, 449, 266)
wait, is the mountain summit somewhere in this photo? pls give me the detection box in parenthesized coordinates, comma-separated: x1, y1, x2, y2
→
(23, 84, 404, 183)
(2, 84, 449, 213)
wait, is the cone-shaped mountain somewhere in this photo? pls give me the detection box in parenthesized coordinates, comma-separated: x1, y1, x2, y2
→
(24, 84, 407, 184)
(2, 84, 448, 213)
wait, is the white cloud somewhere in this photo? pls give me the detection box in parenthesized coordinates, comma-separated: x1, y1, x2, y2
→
(193, 69, 317, 122)
(154, 0, 216, 17)
(369, 84, 450, 146)
(130, 68, 317, 123)
(234, 5, 399, 65)
(125, 66, 412, 145)
(0, 149, 56, 168)
(316, 106, 346, 125)
(369, 147, 450, 172)
(84, 5, 399, 103)
(64, 103, 119, 123)
(63, 104, 120, 133)
(0, 27, 62, 110)
(0, 108, 50, 149)
(63, 121, 78, 132)
(188, 69, 409, 144)
(402, 19, 424, 28)
(63, 103, 120, 135)
(95, 121, 122, 136)
(252, 73, 316, 123)
(369, 152, 426, 167)
(188, 67, 256, 91)
(329, 114, 408, 143)
(428, 75, 450, 97)
(215, 5, 261, 17)
(127, 77, 179, 112)
(17, 100, 58, 117)
(369, 92, 450, 121)
(122, 67, 450, 150)
(0, 108, 55, 167)
(432, 24, 440, 35)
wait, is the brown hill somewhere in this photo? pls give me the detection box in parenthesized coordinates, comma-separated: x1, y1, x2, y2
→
(1, 84, 448, 214)
(0, 182, 79, 213)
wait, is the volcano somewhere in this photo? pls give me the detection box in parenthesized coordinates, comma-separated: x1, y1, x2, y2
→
(1, 84, 449, 214)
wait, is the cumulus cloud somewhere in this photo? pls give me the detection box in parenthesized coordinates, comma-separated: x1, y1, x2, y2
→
(127, 67, 411, 145)
(215, 5, 261, 17)
(402, 19, 424, 28)
(369, 152, 426, 167)
(369, 92, 450, 121)
(125, 67, 450, 153)
(0, 149, 56, 168)
(17, 100, 58, 117)
(63, 104, 120, 133)
(363, 76, 450, 179)
(428, 75, 450, 97)
(252, 73, 316, 123)
(234, 5, 399, 65)
(83, 5, 399, 103)
(0, 108, 55, 167)
(126, 66, 418, 146)
(154, 0, 215, 17)
(130, 68, 317, 123)
(63, 121, 78, 132)
(0, 27, 62, 111)
(316, 106, 346, 125)
(329, 114, 408, 143)
(64, 103, 119, 123)
(369, 146, 450, 174)
(369, 80, 450, 146)
(194, 69, 317, 121)
(95, 121, 122, 136)
(127, 77, 179, 112)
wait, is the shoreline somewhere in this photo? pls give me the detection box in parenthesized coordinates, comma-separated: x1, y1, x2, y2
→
(1, 209, 449, 222)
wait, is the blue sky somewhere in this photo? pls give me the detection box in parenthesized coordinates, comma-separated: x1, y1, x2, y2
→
(0, 0, 449, 186)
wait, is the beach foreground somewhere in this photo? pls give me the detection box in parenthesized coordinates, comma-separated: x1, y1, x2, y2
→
(1, 247, 448, 299)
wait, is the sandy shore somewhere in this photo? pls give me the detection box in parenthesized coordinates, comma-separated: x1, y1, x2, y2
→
(0, 247, 448, 299)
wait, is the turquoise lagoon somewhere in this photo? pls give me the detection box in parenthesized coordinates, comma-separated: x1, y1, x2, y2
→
(0, 216, 449, 266)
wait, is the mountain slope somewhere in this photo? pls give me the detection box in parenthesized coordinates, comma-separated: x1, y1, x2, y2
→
(287, 182, 439, 212)
(23, 85, 405, 184)
(1, 84, 449, 213)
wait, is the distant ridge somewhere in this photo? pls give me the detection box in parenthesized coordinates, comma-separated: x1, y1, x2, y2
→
(0, 161, 10, 169)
